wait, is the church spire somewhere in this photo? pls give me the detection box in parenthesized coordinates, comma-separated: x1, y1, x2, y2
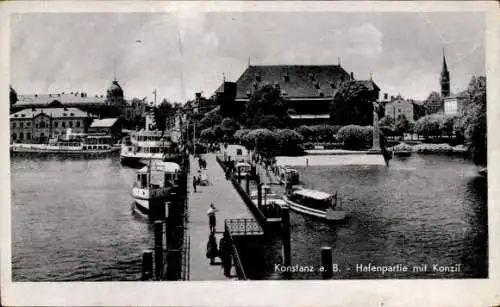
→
(440, 48, 450, 97)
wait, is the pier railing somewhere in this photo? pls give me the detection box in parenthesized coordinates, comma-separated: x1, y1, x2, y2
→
(224, 220, 248, 280)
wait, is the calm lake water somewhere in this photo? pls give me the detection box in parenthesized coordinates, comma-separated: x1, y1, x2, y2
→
(266, 154, 487, 279)
(11, 154, 487, 281)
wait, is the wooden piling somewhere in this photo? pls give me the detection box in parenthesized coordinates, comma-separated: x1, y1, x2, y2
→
(257, 183, 262, 208)
(321, 246, 333, 279)
(141, 250, 153, 280)
(281, 207, 291, 279)
(245, 173, 250, 195)
(154, 220, 163, 280)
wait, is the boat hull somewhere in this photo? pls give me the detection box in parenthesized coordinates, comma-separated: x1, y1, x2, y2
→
(10, 146, 119, 157)
(284, 198, 347, 222)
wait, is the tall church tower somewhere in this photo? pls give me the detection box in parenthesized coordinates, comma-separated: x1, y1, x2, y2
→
(440, 50, 450, 97)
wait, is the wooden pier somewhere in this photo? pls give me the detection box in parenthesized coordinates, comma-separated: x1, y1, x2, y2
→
(187, 153, 262, 280)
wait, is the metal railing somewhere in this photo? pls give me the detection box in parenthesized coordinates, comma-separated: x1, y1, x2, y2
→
(225, 218, 264, 235)
(224, 222, 248, 280)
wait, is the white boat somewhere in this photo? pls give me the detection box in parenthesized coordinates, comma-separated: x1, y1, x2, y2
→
(10, 135, 118, 156)
(284, 188, 347, 222)
(249, 185, 286, 223)
(235, 161, 252, 179)
(120, 129, 182, 167)
(132, 160, 181, 216)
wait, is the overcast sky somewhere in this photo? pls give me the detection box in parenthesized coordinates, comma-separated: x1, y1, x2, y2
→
(10, 11, 485, 102)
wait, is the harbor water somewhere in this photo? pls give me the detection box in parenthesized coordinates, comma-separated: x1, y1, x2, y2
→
(11, 154, 487, 281)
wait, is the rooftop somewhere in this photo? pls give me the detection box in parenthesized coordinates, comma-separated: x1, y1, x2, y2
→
(90, 118, 119, 128)
(216, 65, 378, 100)
(10, 107, 88, 119)
(16, 93, 107, 106)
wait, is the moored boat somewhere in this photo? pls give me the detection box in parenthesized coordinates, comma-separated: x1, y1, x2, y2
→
(10, 135, 119, 157)
(120, 129, 183, 168)
(284, 188, 347, 222)
(132, 160, 181, 216)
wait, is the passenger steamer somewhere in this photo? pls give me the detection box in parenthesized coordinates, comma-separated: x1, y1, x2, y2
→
(284, 187, 347, 222)
(10, 134, 118, 157)
(132, 160, 181, 216)
(120, 128, 183, 168)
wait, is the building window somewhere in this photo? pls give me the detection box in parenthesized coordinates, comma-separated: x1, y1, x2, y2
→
(62, 122, 66, 128)
(40, 122, 46, 128)
(76, 121, 81, 128)
(27, 122, 31, 127)
(69, 121, 73, 128)
(26, 133, 31, 140)
(54, 121, 58, 128)
(20, 122, 23, 129)
(19, 132, 24, 140)
(12, 133, 16, 141)
(35, 123, 39, 128)
(12, 122, 16, 128)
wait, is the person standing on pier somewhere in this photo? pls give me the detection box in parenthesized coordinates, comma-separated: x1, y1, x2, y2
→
(193, 176, 197, 193)
(207, 203, 218, 233)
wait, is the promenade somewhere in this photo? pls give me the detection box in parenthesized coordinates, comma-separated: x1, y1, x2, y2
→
(187, 153, 254, 280)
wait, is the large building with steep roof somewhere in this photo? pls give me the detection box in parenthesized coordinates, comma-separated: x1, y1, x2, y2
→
(10, 107, 93, 143)
(214, 64, 380, 125)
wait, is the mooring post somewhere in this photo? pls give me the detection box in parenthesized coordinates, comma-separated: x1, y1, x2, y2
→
(153, 220, 163, 280)
(281, 207, 291, 279)
(321, 246, 333, 279)
(141, 250, 153, 280)
(245, 173, 250, 195)
(257, 183, 262, 208)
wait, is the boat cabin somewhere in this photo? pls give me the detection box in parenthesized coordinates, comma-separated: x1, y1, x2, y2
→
(279, 166, 300, 185)
(288, 189, 336, 211)
(135, 161, 181, 189)
(235, 162, 252, 178)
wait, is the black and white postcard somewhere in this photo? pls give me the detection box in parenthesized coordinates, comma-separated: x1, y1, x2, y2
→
(1, 1, 499, 306)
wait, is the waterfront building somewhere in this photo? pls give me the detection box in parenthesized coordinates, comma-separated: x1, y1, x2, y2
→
(443, 92, 468, 115)
(88, 118, 122, 141)
(10, 107, 91, 143)
(214, 64, 380, 125)
(384, 96, 414, 120)
(10, 79, 129, 120)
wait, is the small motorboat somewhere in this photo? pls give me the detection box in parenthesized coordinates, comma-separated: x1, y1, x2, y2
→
(284, 187, 347, 222)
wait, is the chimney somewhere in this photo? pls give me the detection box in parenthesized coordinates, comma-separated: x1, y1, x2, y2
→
(350, 72, 354, 80)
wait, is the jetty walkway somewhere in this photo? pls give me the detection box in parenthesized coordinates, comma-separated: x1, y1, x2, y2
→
(187, 153, 255, 280)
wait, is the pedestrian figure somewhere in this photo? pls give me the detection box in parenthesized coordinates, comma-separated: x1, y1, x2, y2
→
(207, 203, 218, 233)
(193, 176, 198, 192)
(306, 158, 309, 168)
(206, 233, 218, 265)
(219, 233, 232, 277)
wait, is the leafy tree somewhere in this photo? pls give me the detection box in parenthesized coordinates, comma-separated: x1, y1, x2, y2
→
(460, 75, 487, 165)
(243, 83, 290, 128)
(199, 111, 222, 131)
(423, 91, 442, 114)
(337, 125, 373, 150)
(245, 128, 277, 154)
(295, 125, 314, 142)
(330, 82, 377, 126)
(153, 99, 174, 132)
(220, 117, 240, 140)
(394, 114, 410, 138)
(275, 129, 304, 155)
(200, 127, 216, 143)
(234, 129, 251, 145)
